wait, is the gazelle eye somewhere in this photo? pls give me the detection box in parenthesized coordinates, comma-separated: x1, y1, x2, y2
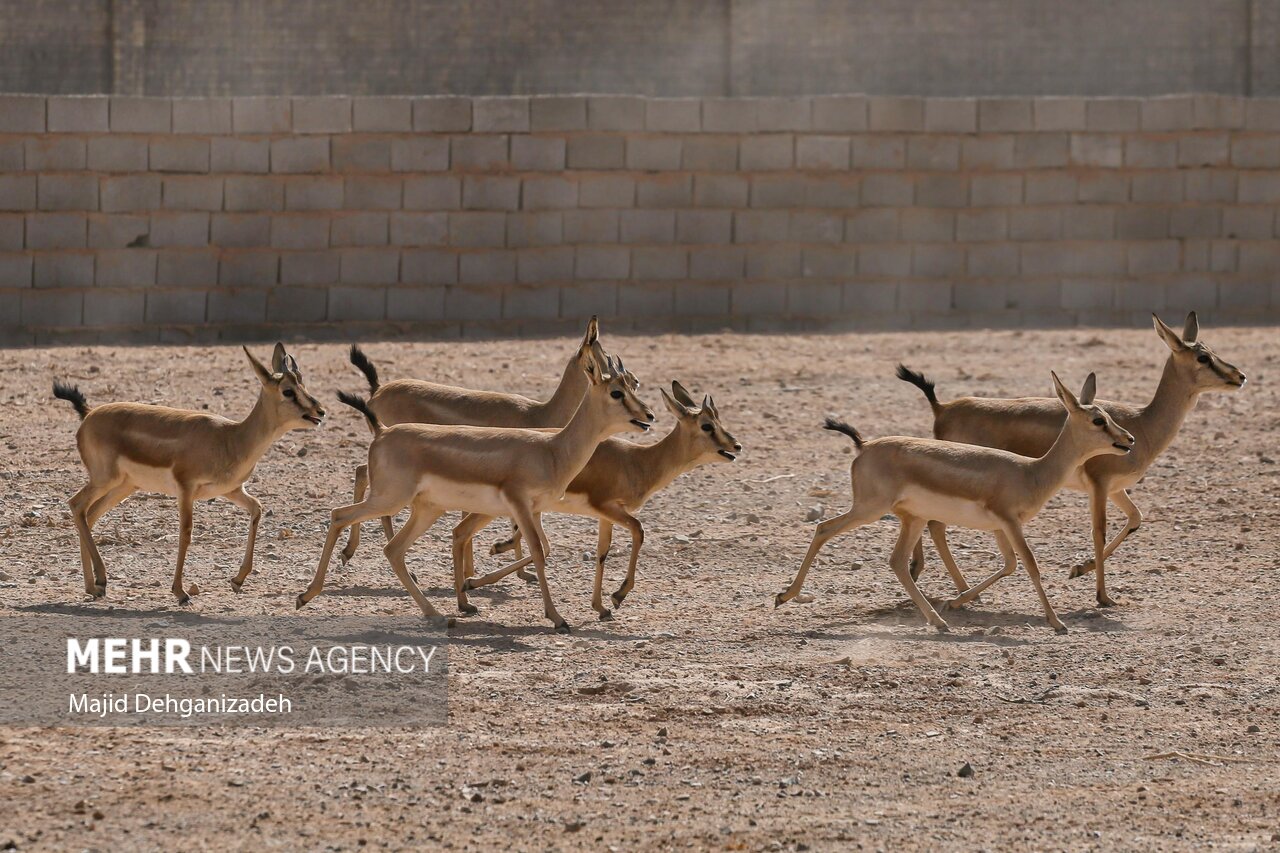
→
(701, 423, 713, 432)
(283, 388, 296, 399)
(610, 390, 623, 400)
(1092, 417, 1105, 426)
(1197, 355, 1210, 364)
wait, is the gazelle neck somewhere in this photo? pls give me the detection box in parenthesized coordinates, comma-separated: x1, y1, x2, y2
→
(227, 391, 290, 463)
(1133, 358, 1199, 459)
(533, 356, 587, 423)
(634, 426, 699, 494)
(549, 390, 614, 482)
(1027, 423, 1096, 505)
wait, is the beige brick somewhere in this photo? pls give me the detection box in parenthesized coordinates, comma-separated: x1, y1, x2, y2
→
(280, 252, 339, 285)
(0, 175, 36, 211)
(567, 136, 625, 170)
(738, 135, 792, 171)
(682, 137, 738, 170)
(226, 177, 284, 212)
(156, 251, 218, 286)
(796, 136, 849, 170)
(340, 249, 400, 284)
(1086, 99, 1141, 132)
(286, 176, 345, 210)
(292, 97, 352, 133)
(677, 210, 732, 244)
(632, 247, 687, 280)
(460, 250, 516, 284)
(693, 175, 748, 208)
(86, 137, 147, 172)
(806, 178, 858, 209)
(562, 282, 620, 317)
(391, 137, 449, 172)
(522, 177, 577, 210)
(1222, 206, 1274, 239)
(1077, 172, 1129, 203)
(473, 97, 529, 132)
(756, 99, 811, 132)
(970, 174, 1022, 206)
(162, 176, 222, 211)
(906, 136, 960, 170)
(151, 138, 210, 173)
(1131, 173, 1183, 203)
(48, 96, 107, 132)
(390, 212, 447, 246)
(401, 249, 458, 284)
(463, 176, 520, 211)
(702, 99, 756, 132)
(579, 175, 635, 209)
(1244, 99, 1280, 130)
(801, 246, 856, 278)
(331, 212, 389, 246)
(0, 95, 45, 132)
(962, 136, 1015, 170)
(96, 250, 156, 287)
(1009, 208, 1061, 241)
(267, 286, 327, 321)
(451, 135, 509, 170)
(845, 209, 897, 243)
(620, 210, 675, 244)
(403, 175, 461, 210)
(966, 244, 1019, 277)
(110, 97, 170, 133)
(1062, 206, 1114, 239)
(915, 175, 968, 208)
(1014, 134, 1069, 168)
(868, 97, 923, 131)
(387, 285, 445, 320)
(271, 215, 330, 249)
(448, 212, 506, 247)
(173, 98, 231, 134)
(531, 97, 587, 131)
(1125, 137, 1178, 168)
(517, 247, 574, 283)
(26, 213, 86, 248)
(219, 251, 278, 285)
(626, 137, 682, 171)
(344, 177, 402, 210)
(576, 246, 629, 279)
(1128, 240, 1181, 274)
(1070, 134, 1123, 167)
(857, 245, 911, 276)
(922, 98, 976, 132)
(328, 286, 387, 321)
(233, 97, 291, 133)
(563, 210, 617, 243)
(511, 136, 566, 171)
(956, 209, 1008, 242)
(1141, 97, 1195, 131)
(333, 137, 392, 172)
(1024, 173, 1077, 205)
(979, 99, 1033, 131)
(506, 212, 561, 247)
(637, 175, 692, 208)
(1238, 173, 1280, 203)
(413, 97, 471, 132)
(733, 210, 788, 244)
(851, 136, 905, 170)
(211, 213, 271, 248)
(1115, 207, 1170, 239)
(860, 174, 912, 207)
(34, 254, 93, 288)
(812, 96, 867, 132)
(148, 214, 209, 248)
(645, 99, 700, 132)
(900, 209, 954, 242)
(1178, 134, 1230, 167)
(750, 176, 806, 208)
(1169, 206, 1222, 238)
(1033, 98, 1086, 131)
(353, 98, 412, 132)
(88, 214, 149, 248)
(1231, 137, 1280, 168)
(587, 96, 644, 131)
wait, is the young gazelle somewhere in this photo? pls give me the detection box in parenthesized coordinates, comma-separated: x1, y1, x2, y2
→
(54, 344, 326, 604)
(453, 381, 742, 620)
(297, 354, 655, 633)
(775, 372, 1135, 633)
(898, 312, 1246, 606)
(338, 316, 608, 563)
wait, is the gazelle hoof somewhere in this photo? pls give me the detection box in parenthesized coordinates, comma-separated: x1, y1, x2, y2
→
(773, 592, 789, 608)
(610, 592, 625, 609)
(1069, 561, 1095, 579)
(295, 593, 310, 610)
(933, 622, 951, 634)
(463, 578, 476, 591)
(177, 595, 192, 607)
(1053, 623, 1069, 635)
(93, 585, 107, 599)
(597, 609, 613, 621)
(1097, 595, 1122, 608)
(554, 622, 572, 635)
(459, 603, 478, 616)
(339, 551, 354, 567)
(229, 580, 243, 594)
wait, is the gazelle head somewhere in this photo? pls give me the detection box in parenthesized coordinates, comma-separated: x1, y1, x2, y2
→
(662, 380, 742, 463)
(571, 315, 612, 380)
(244, 343, 326, 430)
(584, 351, 654, 434)
(1153, 312, 1247, 393)
(1051, 371, 1134, 458)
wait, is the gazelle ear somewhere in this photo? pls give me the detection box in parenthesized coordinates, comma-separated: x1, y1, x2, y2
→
(705, 395, 720, 417)
(670, 380, 697, 408)
(1051, 370, 1080, 411)
(244, 346, 274, 385)
(271, 342, 288, 373)
(1078, 372, 1097, 405)
(1152, 314, 1187, 352)
(660, 387, 693, 418)
(582, 346, 603, 384)
(1182, 311, 1199, 343)
(583, 315, 599, 345)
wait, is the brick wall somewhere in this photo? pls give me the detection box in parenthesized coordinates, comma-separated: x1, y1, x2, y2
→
(1, 94, 1278, 344)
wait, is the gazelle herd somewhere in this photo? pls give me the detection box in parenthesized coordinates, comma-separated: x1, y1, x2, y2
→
(52, 311, 1244, 635)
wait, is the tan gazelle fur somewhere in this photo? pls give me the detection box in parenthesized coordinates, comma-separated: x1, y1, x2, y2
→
(453, 381, 742, 620)
(776, 372, 1135, 633)
(297, 353, 655, 633)
(339, 316, 608, 563)
(53, 344, 326, 604)
(899, 312, 1246, 606)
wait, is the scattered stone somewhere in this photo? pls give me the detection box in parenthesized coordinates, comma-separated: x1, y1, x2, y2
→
(1247, 724, 1260, 734)
(657, 727, 668, 738)
(564, 820, 586, 833)
(957, 763, 975, 778)
(805, 505, 824, 522)
(574, 771, 592, 784)
(746, 513, 761, 524)
(187, 583, 202, 596)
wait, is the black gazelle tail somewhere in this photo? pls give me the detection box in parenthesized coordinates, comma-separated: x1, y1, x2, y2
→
(53, 381, 90, 420)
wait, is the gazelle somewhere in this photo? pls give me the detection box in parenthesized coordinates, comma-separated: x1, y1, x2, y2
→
(339, 316, 608, 564)
(54, 344, 326, 604)
(775, 372, 1135, 633)
(297, 353, 655, 634)
(454, 381, 742, 620)
(898, 312, 1246, 606)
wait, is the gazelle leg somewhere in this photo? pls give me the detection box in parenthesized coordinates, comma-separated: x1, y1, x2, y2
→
(298, 495, 407, 608)
(947, 531, 1017, 607)
(383, 501, 449, 624)
(339, 464, 370, 565)
(889, 515, 950, 632)
(507, 503, 567, 633)
(450, 513, 495, 613)
(1071, 490, 1142, 576)
(225, 486, 263, 592)
(909, 536, 926, 580)
(927, 522, 973, 596)
(171, 490, 195, 605)
(1003, 522, 1067, 634)
(602, 506, 644, 613)
(775, 505, 881, 607)
(86, 482, 135, 529)
(491, 523, 533, 580)
(465, 554, 535, 589)
(69, 478, 119, 598)
(590, 521, 615, 619)
(1084, 484, 1120, 607)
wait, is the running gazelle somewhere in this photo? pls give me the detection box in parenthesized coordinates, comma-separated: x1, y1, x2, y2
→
(897, 312, 1246, 605)
(54, 344, 326, 603)
(776, 372, 1135, 633)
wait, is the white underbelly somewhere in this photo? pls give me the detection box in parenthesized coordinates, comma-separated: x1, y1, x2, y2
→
(551, 492, 598, 518)
(416, 474, 510, 517)
(118, 459, 182, 496)
(895, 485, 1002, 531)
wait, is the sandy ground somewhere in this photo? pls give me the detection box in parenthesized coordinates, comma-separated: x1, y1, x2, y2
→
(0, 323, 1276, 851)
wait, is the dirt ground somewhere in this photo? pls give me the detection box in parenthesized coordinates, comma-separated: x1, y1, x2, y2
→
(0, 323, 1276, 851)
